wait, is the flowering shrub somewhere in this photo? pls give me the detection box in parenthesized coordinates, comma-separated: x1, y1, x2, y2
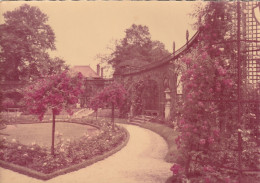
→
(171, 2, 259, 182)
(89, 82, 127, 129)
(0, 122, 127, 174)
(170, 163, 187, 182)
(24, 71, 84, 120)
(173, 44, 259, 182)
(24, 71, 84, 154)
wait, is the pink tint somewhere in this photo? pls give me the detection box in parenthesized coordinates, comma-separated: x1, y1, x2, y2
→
(170, 164, 183, 175)
(200, 139, 206, 145)
(208, 137, 215, 144)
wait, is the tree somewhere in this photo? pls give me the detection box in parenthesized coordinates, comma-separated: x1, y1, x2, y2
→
(24, 71, 84, 155)
(89, 82, 126, 130)
(0, 4, 57, 81)
(99, 24, 170, 73)
(38, 56, 69, 76)
(89, 94, 104, 120)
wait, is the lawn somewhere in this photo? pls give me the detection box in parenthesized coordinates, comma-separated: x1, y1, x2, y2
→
(0, 122, 99, 147)
(0, 119, 128, 177)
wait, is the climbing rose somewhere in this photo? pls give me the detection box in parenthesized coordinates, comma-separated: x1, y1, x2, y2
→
(208, 137, 215, 144)
(170, 164, 183, 175)
(204, 165, 214, 172)
(200, 139, 206, 145)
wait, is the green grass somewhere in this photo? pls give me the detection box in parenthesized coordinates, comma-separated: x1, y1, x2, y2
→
(0, 122, 99, 147)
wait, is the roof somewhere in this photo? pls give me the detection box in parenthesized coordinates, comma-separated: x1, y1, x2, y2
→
(70, 65, 100, 78)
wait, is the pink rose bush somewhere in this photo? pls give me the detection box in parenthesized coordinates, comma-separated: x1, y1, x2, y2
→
(172, 41, 257, 182)
(24, 71, 84, 154)
(89, 82, 127, 129)
(24, 71, 84, 120)
(172, 17, 258, 181)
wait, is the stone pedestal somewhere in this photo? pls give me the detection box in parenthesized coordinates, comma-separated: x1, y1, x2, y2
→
(164, 88, 171, 121)
(76, 103, 81, 109)
(130, 104, 133, 118)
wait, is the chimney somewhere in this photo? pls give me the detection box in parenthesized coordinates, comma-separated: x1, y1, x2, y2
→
(173, 41, 175, 56)
(101, 68, 104, 78)
(186, 30, 189, 44)
(97, 64, 100, 76)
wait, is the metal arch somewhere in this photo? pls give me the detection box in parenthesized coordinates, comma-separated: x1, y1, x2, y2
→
(118, 31, 201, 77)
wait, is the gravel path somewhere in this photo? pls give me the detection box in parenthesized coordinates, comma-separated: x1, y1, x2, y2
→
(0, 124, 172, 183)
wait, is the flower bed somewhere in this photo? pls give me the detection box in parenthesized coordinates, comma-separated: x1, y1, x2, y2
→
(0, 120, 128, 179)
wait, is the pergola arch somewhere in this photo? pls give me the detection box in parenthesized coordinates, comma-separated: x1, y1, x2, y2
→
(114, 31, 201, 119)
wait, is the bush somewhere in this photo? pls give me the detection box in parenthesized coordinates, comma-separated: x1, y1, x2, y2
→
(2, 98, 15, 108)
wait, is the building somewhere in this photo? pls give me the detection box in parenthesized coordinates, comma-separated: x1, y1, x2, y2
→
(70, 65, 113, 108)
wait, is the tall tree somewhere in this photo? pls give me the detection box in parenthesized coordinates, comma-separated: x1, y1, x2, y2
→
(39, 56, 69, 76)
(102, 24, 170, 73)
(0, 4, 56, 81)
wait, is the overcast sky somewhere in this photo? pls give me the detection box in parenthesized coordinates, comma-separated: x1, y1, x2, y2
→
(0, 1, 206, 74)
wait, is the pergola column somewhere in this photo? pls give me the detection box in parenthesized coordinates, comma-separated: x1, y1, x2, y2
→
(164, 88, 171, 121)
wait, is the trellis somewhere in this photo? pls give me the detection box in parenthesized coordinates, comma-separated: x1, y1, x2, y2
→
(197, 2, 260, 182)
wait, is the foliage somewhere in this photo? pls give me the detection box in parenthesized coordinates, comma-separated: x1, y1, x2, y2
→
(172, 2, 259, 182)
(131, 81, 145, 116)
(120, 79, 159, 118)
(0, 4, 66, 81)
(89, 82, 127, 128)
(1, 90, 24, 110)
(2, 98, 15, 108)
(0, 90, 3, 112)
(0, 122, 127, 174)
(37, 57, 69, 76)
(98, 24, 170, 74)
(24, 71, 84, 120)
(23, 71, 84, 154)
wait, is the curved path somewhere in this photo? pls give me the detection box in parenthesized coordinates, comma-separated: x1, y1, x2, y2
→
(0, 124, 172, 183)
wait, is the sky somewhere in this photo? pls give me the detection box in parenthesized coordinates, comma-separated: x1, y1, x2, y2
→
(0, 1, 206, 76)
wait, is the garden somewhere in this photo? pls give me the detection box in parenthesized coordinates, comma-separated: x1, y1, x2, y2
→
(0, 2, 259, 183)
(0, 70, 129, 180)
(0, 120, 127, 173)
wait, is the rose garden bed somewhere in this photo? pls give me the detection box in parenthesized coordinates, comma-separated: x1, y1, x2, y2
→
(0, 119, 129, 180)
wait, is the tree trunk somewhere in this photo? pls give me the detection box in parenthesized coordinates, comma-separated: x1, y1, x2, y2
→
(112, 103, 115, 130)
(51, 111, 56, 155)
